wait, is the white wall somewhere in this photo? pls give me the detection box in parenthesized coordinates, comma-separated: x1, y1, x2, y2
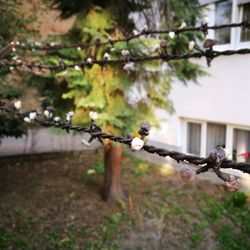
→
(151, 54, 250, 151)
(171, 54, 250, 127)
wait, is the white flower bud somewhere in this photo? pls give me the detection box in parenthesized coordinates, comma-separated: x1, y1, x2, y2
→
(24, 117, 31, 123)
(9, 66, 14, 71)
(179, 21, 187, 29)
(110, 47, 116, 52)
(121, 49, 130, 56)
(87, 169, 96, 175)
(154, 44, 160, 52)
(131, 137, 144, 151)
(14, 101, 21, 110)
(63, 70, 67, 76)
(87, 58, 93, 64)
(133, 29, 139, 35)
(169, 32, 175, 39)
(81, 139, 90, 147)
(50, 42, 55, 46)
(12, 47, 16, 52)
(66, 111, 74, 121)
(35, 42, 41, 46)
(203, 16, 209, 25)
(15, 41, 20, 46)
(89, 111, 98, 120)
(188, 41, 195, 51)
(123, 62, 135, 72)
(103, 52, 110, 60)
(16, 59, 22, 64)
(74, 65, 81, 71)
(77, 46, 81, 51)
(143, 25, 148, 31)
(44, 110, 50, 118)
(53, 116, 61, 122)
(29, 112, 37, 120)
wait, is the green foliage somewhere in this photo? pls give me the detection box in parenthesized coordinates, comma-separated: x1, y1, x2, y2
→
(46, 0, 205, 136)
(225, 191, 247, 207)
(197, 192, 250, 249)
(92, 160, 105, 175)
(0, 1, 37, 43)
(0, 0, 38, 140)
(0, 115, 26, 142)
(0, 0, 205, 141)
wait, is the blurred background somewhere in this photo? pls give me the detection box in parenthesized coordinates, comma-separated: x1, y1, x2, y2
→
(0, 0, 250, 249)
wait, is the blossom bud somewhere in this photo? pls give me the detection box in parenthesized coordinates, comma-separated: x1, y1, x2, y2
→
(14, 101, 21, 110)
(53, 116, 61, 123)
(103, 52, 110, 60)
(169, 32, 175, 39)
(131, 137, 144, 151)
(24, 117, 31, 123)
(74, 65, 81, 71)
(188, 41, 195, 51)
(87, 58, 93, 64)
(225, 180, 241, 192)
(44, 110, 50, 118)
(133, 29, 139, 35)
(81, 139, 90, 147)
(29, 112, 37, 120)
(180, 166, 196, 182)
(123, 62, 135, 72)
(89, 111, 98, 120)
(179, 21, 187, 29)
(203, 16, 209, 25)
(66, 111, 74, 121)
(121, 49, 130, 56)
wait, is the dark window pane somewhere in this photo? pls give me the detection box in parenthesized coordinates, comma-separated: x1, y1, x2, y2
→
(187, 122, 201, 155)
(206, 123, 226, 155)
(241, 3, 250, 42)
(215, 0, 232, 44)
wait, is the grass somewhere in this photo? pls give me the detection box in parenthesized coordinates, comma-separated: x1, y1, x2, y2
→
(0, 151, 249, 249)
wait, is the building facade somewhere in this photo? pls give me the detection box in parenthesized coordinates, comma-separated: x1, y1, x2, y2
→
(150, 0, 250, 162)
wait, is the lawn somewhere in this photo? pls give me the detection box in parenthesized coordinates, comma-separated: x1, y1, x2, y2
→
(0, 149, 249, 250)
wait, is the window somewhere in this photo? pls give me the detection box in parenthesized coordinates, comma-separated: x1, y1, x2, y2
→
(187, 122, 201, 155)
(206, 123, 226, 155)
(240, 3, 250, 42)
(214, 0, 232, 44)
(233, 129, 250, 162)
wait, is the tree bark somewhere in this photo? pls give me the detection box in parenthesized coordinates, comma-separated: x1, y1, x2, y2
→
(103, 140, 126, 202)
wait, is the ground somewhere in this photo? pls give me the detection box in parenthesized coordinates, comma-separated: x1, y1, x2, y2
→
(0, 149, 249, 250)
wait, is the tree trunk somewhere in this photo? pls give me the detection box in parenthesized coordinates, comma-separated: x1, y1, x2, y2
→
(103, 140, 126, 202)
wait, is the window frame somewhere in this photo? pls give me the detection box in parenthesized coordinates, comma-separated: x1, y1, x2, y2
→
(236, 1, 250, 48)
(201, 0, 250, 50)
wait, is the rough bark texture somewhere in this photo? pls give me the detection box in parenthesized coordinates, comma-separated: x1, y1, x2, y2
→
(103, 140, 125, 202)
